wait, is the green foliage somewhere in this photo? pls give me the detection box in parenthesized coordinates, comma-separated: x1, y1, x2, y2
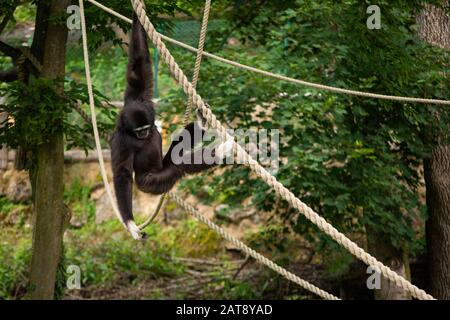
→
(13, 2, 36, 24)
(81, 0, 206, 51)
(0, 77, 117, 153)
(64, 179, 95, 221)
(54, 245, 67, 300)
(64, 221, 185, 286)
(0, 237, 31, 299)
(217, 278, 261, 299)
(0, 77, 68, 149)
(161, 0, 450, 262)
(160, 218, 222, 257)
(0, 196, 30, 227)
(66, 46, 128, 101)
(2, 0, 449, 298)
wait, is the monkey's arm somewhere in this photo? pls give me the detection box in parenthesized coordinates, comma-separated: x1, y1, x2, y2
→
(126, 13, 153, 101)
(111, 133, 135, 224)
(135, 122, 218, 194)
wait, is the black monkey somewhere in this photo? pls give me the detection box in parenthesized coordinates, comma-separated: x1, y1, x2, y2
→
(110, 13, 223, 239)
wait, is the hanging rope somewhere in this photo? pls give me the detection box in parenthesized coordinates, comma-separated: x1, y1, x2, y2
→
(130, 0, 435, 300)
(79, 0, 131, 237)
(87, 0, 450, 106)
(184, 0, 211, 124)
(139, 0, 212, 231)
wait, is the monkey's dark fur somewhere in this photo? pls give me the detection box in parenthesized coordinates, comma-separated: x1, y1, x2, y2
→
(110, 14, 213, 235)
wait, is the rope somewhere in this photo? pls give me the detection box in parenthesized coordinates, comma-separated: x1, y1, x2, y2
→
(138, 192, 166, 229)
(87, 0, 450, 106)
(184, 0, 211, 124)
(14, 47, 42, 81)
(19, 47, 42, 72)
(79, 0, 131, 236)
(139, 0, 212, 231)
(168, 191, 339, 300)
(131, 0, 435, 300)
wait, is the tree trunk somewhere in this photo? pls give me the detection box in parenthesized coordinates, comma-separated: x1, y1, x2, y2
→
(417, 1, 450, 300)
(29, 0, 69, 300)
(424, 147, 450, 299)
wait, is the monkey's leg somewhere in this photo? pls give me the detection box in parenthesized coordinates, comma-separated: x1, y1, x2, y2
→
(135, 164, 183, 195)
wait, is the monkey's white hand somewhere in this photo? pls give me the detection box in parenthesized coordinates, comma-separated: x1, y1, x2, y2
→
(126, 220, 146, 240)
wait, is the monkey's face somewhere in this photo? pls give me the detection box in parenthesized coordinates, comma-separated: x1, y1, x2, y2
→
(121, 102, 155, 140)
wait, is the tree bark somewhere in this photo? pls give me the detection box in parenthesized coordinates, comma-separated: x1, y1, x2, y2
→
(28, 0, 69, 300)
(417, 1, 450, 300)
(424, 147, 450, 299)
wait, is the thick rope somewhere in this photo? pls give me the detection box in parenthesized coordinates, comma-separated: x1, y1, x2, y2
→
(19, 47, 42, 72)
(139, 0, 212, 231)
(15, 47, 42, 81)
(131, 0, 435, 300)
(168, 191, 339, 300)
(79, 0, 129, 235)
(87, 0, 450, 106)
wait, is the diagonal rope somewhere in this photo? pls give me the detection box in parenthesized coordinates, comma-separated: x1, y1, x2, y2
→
(168, 191, 340, 300)
(79, 0, 130, 236)
(131, 0, 435, 300)
(139, 0, 212, 231)
(87, 0, 450, 106)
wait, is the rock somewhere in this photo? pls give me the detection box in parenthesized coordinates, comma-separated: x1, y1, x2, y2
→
(214, 204, 229, 217)
(64, 163, 108, 187)
(0, 169, 31, 202)
(135, 190, 161, 219)
(94, 189, 120, 224)
(94, 188, 161, 224)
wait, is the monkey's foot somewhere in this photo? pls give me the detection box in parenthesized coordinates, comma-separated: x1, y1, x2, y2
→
(126, 220, 146, 240)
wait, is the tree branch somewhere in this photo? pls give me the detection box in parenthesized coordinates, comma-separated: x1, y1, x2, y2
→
(0, 40, 21, 60)
(0, 16, 11, 35)
(0, 67, 18, 82)
(0, 0, 20, 35)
